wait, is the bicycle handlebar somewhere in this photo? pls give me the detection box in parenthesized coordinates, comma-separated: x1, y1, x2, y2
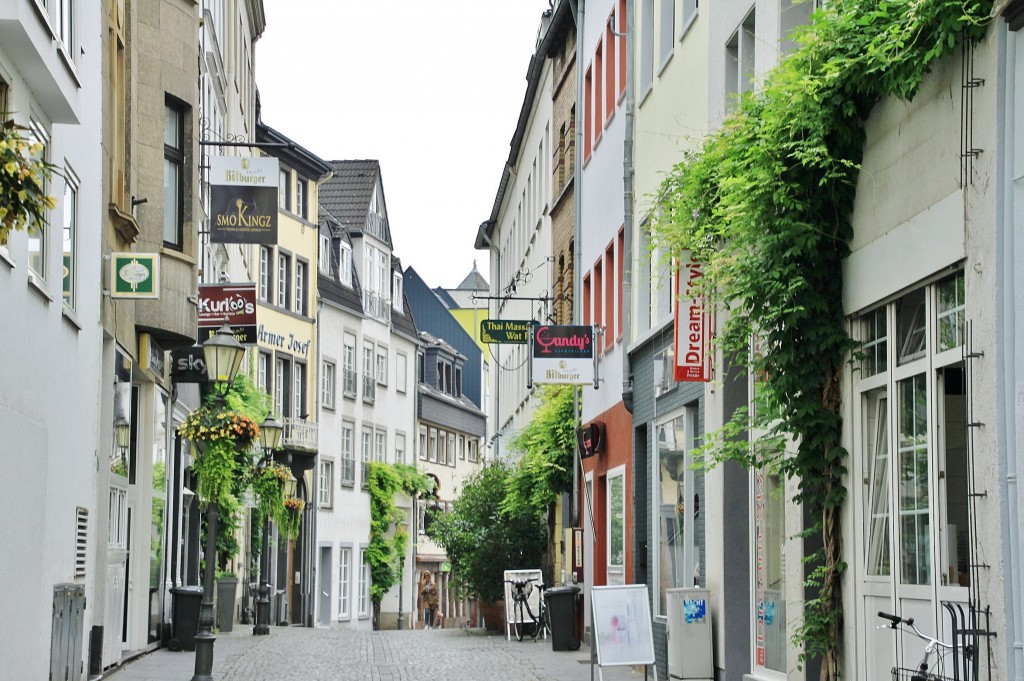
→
(877, 611, 907, 626)
(877, 611, 951, 651)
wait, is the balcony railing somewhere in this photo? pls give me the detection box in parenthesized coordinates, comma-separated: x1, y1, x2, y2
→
(282, 417, 318, 454)
(342, 368, 358, 397)
(362, 374, 376, 404)
(362, 290, 391, 324)
(365, 212, 387, 242)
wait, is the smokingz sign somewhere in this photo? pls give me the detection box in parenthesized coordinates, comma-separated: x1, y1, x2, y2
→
(198, 283, 258, 345)
(674, 253, 713, 382)
(529, 325, 597, 387)
(210, 156, 279, 243)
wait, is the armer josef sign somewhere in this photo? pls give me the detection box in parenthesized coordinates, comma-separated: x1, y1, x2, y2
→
(480, 319, 533, 344)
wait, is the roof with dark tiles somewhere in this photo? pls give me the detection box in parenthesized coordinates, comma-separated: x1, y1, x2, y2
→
(319, 160, 393, 246)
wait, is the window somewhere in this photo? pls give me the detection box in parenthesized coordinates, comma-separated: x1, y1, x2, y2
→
(358, 550, 370, 617)
(428, 428, 438, 463)
(319, 234, 331, 274)
(293, 362, 306, 419)
(163, 101, 184, 247)
(258, 247, 272, 301)
(361, 427, 372, 488)
(640, 0, 655, 94)
(343, 333, 357, 397)
(583, 274, 592, 325)
(395, 433, 406, 465)
(861, 307, 887, 377)
(321, 360, 336, 409)
(392, 271, 404, 311)
(458, 435, 465, 461)
(274, 357, 289, 417)
(754, 464, 787, 672)
(109, 18, 128, 213)
(257, 352, 270, 393)
(27, 120, 49, 281)
(936, 274, 965, 352)
(437, 428, 447, 465)
(680, 0, 699, 38)
(295, 260, 307, 315)
(605, 243, 615, 347)
(419, 425, 428, 461)
(57, 0, 74, 54)
(725, 10, 757, 112)
(448, 433, 456, 468)
(468, 439, 479, 463)
(376, 346, 388, 386)
(62, 167, 79, 308)
(618, 0, 627, 98)
(455, 367, 462, 397)
(655, 409, 704, 616)
(340, 422, 355, 486)
(605, 16, 617, 119)
(659, 0, 675, 69)
(375, 429, 387, 463)
(396, 353, 408, 394)
(608, 469, 626, 585)
(865, 390, 890, 576)
(277, 253, 290, 308)
(583, 66, 593, 160)
(279, 168, 290, 211)
(319, 460, 334, 507)
(594, 41, 604, 140)
(295, 177, 307, 219)
(362, 342, 376, 403)
(338, 547, 351, 619)
(338, 242, 352, 286)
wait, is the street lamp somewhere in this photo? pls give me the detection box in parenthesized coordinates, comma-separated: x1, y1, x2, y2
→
(253, 415, 283, 636)
(192, 325, 245, 681)
(113, 416, 130, 471)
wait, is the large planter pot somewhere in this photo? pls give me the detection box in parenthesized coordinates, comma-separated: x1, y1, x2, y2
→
(216, 576, 238, 632)
(479, 600, 505, 632)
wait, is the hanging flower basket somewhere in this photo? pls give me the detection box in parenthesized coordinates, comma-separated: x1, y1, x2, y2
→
(281, 496, 305, 540)
(250, 462, 290, 520)
(0, 118, 58, 247)
(178, 408, 259, 504)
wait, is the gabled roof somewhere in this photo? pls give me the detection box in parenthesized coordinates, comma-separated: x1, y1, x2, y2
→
(456, 262, 489, 291)
(319, 160, 393, 246)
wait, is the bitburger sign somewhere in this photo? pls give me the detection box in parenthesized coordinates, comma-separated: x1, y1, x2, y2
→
(210, 155, 279, 244)
(529, 324, 598, 387)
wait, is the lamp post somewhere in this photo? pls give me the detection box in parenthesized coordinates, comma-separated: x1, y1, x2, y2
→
(113, 416, 130, 472)
(253, 415, 283, 636)
(192, 325, 245, 681)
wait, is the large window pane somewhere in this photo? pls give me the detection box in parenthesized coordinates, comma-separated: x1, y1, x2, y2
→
(608, 471, 625, 585)
(865, 392, 891, 575)
(936, 274, 965, 352)
(755, 468, 786, 672)
(898, 374, 930, 585)
(861, 307, 887, 377)
(896, 288, 926, 365)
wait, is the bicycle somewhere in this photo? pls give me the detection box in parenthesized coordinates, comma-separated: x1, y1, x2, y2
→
(878, 611, 965, 681)
(506, 578, 543, 641)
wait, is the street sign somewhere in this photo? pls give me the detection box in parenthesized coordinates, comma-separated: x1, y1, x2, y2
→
(480, 319, 533, 344)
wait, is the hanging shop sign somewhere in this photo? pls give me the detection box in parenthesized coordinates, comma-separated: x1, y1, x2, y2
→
(529, 324, 597, 387)
(480, 319, 533, 344)
(170, 345, 207, 384)
(110, 252, 159, 299)
(576, 421, 606, 458)
(197, 283, 258, 345)
(674, 253, 713, 382)
(209, 155, 279, 244)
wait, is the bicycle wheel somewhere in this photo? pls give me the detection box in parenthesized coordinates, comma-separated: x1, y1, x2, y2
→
(514, 599, 526, 641)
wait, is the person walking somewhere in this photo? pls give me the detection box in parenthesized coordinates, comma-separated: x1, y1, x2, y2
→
(420, 571, 439, 629)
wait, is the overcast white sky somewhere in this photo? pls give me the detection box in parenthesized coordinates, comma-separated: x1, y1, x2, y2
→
(256, 1, 556, 290)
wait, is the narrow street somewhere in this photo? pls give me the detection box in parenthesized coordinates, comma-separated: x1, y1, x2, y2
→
(103, 627, 642, 681)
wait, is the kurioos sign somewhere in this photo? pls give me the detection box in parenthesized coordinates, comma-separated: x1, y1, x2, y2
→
(529, 325, 597, 387)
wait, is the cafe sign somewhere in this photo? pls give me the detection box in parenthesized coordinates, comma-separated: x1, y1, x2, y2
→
(110, 253, 159, 299)
(529, 325, 597, 388)
(210, 155, 279, 244)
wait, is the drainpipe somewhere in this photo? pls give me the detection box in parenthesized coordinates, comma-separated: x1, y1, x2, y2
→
(568, 0, 584, 529)
(478, 224, 501, 459)
(621, 0, 634, 414)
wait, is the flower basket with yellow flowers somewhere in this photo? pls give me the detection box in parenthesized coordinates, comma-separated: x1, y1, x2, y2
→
(281, 496, 305, 540)
(178, 408, 259, 504)
(0, 117, 58, 247)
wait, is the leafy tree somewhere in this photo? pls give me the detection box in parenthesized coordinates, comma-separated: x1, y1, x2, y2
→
(428, 461, 546, 604)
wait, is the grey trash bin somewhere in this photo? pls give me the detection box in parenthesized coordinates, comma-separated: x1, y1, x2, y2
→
(169, 586, 204, 651)
(546, 586, 581, 651)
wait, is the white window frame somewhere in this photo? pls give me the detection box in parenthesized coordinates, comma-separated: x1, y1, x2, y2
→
(396, 353, 408, 394)
(318, 459, 334, 508)
(395, 432, 406, 465)
(392, 271, 403, 311)
(376, 346, 388, 386)
(374, 429, 387, 464)
(339, 241, 352, 286)
(340, 421, 356, 487)
(319, 234, 331, 274)
(61, 164, 79, 309)
(607, 465, 626, 585)
(361, 427, 373, 488)
(321, 360, 336, 409)
(338, 546, 351, 619)
(357, 547, 370, 618)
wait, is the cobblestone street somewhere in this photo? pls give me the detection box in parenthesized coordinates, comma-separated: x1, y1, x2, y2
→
(103, 626, 644, 681)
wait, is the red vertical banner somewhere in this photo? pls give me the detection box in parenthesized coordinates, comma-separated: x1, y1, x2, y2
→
(673, 253, 713, 382)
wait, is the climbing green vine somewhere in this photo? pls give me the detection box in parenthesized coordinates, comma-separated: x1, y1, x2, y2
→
(367, 462, 432, 629)
(652, 0, 991, 677)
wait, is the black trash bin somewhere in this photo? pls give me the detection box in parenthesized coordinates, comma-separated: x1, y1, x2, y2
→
(169, 586, 204, 651)
(546, 586, 581, 651)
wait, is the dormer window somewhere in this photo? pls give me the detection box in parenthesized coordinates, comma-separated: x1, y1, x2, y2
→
(392, 272, 403, 311)
(339, 242, 352, 286)
(319, 234, 331, 274)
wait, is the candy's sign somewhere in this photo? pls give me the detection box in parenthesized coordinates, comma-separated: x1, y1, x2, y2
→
(530, 325, 596, 386)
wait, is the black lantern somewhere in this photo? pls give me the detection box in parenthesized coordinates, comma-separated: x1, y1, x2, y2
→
(258, 415, 283, 453)
(202, 324, 245, 394)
